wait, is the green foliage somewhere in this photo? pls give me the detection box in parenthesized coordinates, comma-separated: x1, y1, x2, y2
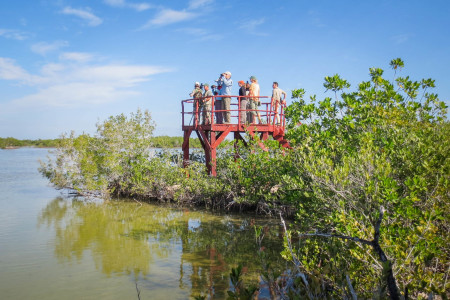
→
(39, 109, 224, 205)
(220, 58, 449, 298)
(324, 74, 351, 92)
(0, 137, 60, 148)
(40, 109, 157, 196)
(215, 137, 300, 211)
(283, 58, 449, 298)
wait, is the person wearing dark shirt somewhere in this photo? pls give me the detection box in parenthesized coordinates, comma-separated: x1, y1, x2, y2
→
(238, 80, 247, 124)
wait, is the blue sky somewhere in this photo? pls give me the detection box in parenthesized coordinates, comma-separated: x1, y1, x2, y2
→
(1, 0, 449, 139)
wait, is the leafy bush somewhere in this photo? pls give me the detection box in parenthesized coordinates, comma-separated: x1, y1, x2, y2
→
(281, 58, 449, 298)
(39, 109, 226, 206)
(40, 109, 155, 196)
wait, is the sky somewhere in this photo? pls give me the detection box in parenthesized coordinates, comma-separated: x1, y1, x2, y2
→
(1, 0, 449, 139)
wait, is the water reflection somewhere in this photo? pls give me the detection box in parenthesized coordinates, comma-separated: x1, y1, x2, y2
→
(38, 197, 286, 299)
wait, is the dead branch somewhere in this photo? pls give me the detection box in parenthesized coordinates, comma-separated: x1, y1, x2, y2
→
(280, 213, 314, 299)
(297, 206, 402, 300)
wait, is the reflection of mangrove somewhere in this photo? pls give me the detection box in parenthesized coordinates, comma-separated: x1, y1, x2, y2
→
(38, 198, 286, 298)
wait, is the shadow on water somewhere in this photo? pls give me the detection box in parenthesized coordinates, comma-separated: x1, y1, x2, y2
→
(38, 197, 288, 299)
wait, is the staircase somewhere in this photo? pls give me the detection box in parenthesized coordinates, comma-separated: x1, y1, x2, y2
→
(272, 127, 291, 149)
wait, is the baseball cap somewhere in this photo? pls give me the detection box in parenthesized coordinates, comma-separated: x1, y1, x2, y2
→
(224, 71, 231, 76)
(203, 83, 209, 87)
(195, 81, 200, 86)
(249, 76, 257, 81)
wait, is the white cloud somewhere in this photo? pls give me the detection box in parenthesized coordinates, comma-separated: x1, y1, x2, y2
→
(139, 1, 215, 29)
(61, 6, 103, 26)
(0, 57, 35, 82)
(188, 0, 214, 9)
(104, 0, 126, 6)
(59, 52, 94, 63)
(198, 34, 222, 41)
(239, 18, 267, 35)
(177, 27, 222, 41)
(0, 56, 173, 108)
(391, 34, 412, 44)
(11, 83, 138, 107)
(308, 10, 326, 28)
(31, 40, 69, 56)
(40, 63, 66, 77)
(178, 27, 208, 35)
(0, 28, 30, 40)
(129, 3, 152, 11)
(71, 65, 170, 87)
(103, 0, 152, 11)
(142, 9, 196, 28)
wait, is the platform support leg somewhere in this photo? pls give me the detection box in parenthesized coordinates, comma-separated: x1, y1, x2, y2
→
(182, 129, 192, 168)
(210, 131, 217, 176)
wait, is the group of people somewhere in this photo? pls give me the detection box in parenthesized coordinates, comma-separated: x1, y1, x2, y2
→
(189, 71, 287, 126)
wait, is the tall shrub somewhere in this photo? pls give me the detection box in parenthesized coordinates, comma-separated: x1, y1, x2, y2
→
(282, 59, 449, 298)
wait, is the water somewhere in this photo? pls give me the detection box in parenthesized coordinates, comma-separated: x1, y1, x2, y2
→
(0, 148, 287, 299)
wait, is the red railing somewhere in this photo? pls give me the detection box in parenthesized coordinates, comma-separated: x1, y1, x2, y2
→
(181, 95, 286, 129)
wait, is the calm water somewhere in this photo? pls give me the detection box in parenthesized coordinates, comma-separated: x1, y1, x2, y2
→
(0, 148, 287, 299)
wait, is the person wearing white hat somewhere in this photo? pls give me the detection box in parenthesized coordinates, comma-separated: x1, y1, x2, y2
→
(189, 82, 201, 97)
(215, 71, 233, 123)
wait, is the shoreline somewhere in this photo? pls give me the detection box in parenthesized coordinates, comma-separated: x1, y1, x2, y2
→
(1, 146, 54, 150)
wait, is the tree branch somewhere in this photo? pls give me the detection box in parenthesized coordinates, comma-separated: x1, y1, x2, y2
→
(280, 213, 313, 299)
(299, 206, 402, 300)
(371, 206, 401, 300)
(373, 206, 385, 246)
(346, 274, 358, 300)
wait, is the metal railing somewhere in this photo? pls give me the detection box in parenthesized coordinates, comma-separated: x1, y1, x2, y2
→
(181, 95, 286, 129)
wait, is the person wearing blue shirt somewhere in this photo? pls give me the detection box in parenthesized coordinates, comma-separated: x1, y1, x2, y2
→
(216, 71, 233, 124)
(211, 84, 222, 124)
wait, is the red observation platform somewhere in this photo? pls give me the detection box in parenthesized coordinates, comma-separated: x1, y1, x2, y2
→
(181, 95, 290, 176)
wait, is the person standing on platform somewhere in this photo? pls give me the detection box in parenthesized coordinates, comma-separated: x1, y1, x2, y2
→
(271, 81, 287, 125)
(202, 83, 213, 125)
(249, 76, 262, 124)
(238, 80, 247, 124)
(211, 84, 222, 124)
(216, 71, 233, 124)
(211, 84, 218, 95)
(189, 82, 203, 125)
(245, 81, 251, 124)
